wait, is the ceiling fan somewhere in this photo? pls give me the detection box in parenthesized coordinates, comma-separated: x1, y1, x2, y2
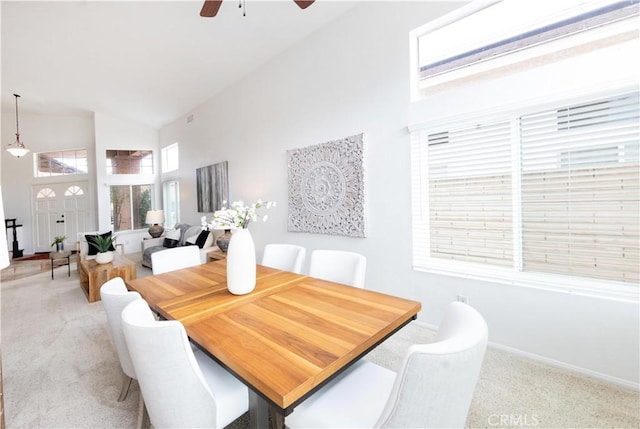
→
(200, 0, 315, 17)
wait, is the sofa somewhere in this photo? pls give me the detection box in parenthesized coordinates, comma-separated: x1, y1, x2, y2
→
(142, 223, 219, 270)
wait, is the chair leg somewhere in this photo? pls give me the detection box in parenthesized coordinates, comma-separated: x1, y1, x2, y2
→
(118, 374, 133, 402)
(136, 390, 149, 429)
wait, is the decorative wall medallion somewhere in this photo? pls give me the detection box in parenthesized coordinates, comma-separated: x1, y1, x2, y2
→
(287, 133, 365, 237)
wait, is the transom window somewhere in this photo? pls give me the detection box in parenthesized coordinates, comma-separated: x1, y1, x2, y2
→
(106, 149, 153, 175)
(34, 149, 88, 178)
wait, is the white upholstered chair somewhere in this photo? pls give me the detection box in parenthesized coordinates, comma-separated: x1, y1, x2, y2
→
(262, 244, 306, 274)
(100, 277, 146, 427)
(151, 245, 201, 275)
(121, 299, 249, 429)
(285, 301, 489, 429)
(309, 249, 366, 288)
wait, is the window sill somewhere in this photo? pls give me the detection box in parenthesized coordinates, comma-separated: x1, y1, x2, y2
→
(414, 260, 639, 303)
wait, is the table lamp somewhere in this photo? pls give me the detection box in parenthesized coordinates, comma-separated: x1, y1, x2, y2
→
(145, 210, 165, 238)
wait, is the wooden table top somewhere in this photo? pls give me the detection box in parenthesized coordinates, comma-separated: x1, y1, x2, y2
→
(126, 260, 421, 413)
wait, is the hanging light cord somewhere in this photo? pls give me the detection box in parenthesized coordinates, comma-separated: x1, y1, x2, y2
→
(239, 0, 246, 16)
(14, 93, 21, 140)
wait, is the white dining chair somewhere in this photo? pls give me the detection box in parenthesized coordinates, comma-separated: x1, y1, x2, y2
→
(285, 301, 489, 429)
(262, 243, 306, 274)
(309, 249, 366, 288)
(121, 299, 249, 429)
(151, 245, 201, 275)
(100, 277, 147, 428)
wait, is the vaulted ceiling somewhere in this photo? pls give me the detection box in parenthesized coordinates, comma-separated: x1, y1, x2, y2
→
(1, 1, 357, 129)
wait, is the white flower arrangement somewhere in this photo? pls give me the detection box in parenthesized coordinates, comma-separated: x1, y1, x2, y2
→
(201, 199, 276, 230)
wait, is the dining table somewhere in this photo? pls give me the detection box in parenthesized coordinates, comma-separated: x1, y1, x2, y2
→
(126, 259, 421, 429)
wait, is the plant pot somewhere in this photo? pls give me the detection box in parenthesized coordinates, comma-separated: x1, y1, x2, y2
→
(96, 251, 114, 264)
(55, 243, 64, 252)
(226, 229, 256, 295)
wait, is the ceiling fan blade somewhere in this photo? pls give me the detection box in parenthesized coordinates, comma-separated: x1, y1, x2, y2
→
(200, 0, 223, 17)
(294, 1, 315, 10)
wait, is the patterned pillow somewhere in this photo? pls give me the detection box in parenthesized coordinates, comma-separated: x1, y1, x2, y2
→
(162, 229, 181, 248)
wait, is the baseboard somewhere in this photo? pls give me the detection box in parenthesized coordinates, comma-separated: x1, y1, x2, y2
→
(411, 319, 639, 391)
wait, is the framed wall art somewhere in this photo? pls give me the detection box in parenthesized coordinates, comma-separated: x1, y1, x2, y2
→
(196, 161, 229, 213)
(287, 133, 365, 237)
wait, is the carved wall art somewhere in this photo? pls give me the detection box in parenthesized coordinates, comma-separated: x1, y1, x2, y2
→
(287, 133, 365, 237)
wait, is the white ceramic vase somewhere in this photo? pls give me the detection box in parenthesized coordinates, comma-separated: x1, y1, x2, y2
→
(96, 251, 114, 264)
(226, 228, 256, 295)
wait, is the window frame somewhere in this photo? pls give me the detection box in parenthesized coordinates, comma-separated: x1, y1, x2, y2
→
(33, 148, 88, 178)
(109, 184, 154, 233)
(162, 179, 180, 229)
(161, 143, 179, 173)
(410, 88, 639, 302)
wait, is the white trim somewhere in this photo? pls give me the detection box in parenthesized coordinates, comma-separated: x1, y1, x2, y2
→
(490, 342, 640, 392)
(412, 319, 639, 391)
(415, 262, 639, 303)
(408, 79, 640, 133)
(409, 85, 640, 303)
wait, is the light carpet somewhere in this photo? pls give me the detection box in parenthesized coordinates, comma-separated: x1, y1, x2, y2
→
(1, 262, 639, 428)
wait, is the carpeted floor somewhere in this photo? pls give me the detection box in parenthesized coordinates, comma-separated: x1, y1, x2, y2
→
(1, 258, 639, 428)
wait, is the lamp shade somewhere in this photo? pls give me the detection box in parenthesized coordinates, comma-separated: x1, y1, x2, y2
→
(0, 186, 11, 269)
(145, 210, 164, 225)
(6, 146, 30, 158)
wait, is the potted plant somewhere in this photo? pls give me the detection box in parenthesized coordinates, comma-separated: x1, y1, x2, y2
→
(51, 236, 66, 252)
(88, 233, 116, 264)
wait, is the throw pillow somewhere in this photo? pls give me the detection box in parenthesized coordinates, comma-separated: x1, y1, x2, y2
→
(163, 238, 179, 248)
(85, 232, 116, 256)
(162, 229, 181, 248)
(195, 230, 210, 248)
(185, 233, 199, 246)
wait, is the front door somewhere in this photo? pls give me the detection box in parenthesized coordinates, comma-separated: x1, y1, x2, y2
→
(32, 182, 90, 253)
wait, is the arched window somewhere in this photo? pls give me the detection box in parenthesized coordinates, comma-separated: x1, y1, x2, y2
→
(36, 188, 56, 198)
(64, 185, 84, 196)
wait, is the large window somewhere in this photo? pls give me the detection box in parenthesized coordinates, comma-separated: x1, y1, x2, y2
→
(34, 149, 88, 177)
(110, 185, 152, 232)
(410, 91, 639, 297)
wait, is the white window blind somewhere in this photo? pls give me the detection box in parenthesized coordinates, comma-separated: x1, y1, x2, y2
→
(411, 120, 513, 268)
(411, 90, 639, 289)
(520, 92, 640, 283)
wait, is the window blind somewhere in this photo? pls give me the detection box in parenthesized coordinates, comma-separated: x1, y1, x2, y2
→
(411, 90, 639, 289)
(520, 92, 639, 283)
(411, 120, 513, 268)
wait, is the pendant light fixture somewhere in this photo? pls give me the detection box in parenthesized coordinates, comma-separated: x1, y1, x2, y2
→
(6, 93, 30, 158)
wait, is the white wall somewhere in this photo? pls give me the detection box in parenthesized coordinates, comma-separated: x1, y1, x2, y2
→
(159, 1, 639, 387)
(0, 110, 95, 255)
(0, 110, 159, 255)
(94, 112, 160, 252)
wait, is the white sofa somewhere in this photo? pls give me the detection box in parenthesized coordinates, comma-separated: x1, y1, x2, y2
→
(141, 223, 220, 270)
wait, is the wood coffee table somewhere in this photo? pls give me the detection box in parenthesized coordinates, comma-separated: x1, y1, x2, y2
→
(78, 254, 137, 303)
